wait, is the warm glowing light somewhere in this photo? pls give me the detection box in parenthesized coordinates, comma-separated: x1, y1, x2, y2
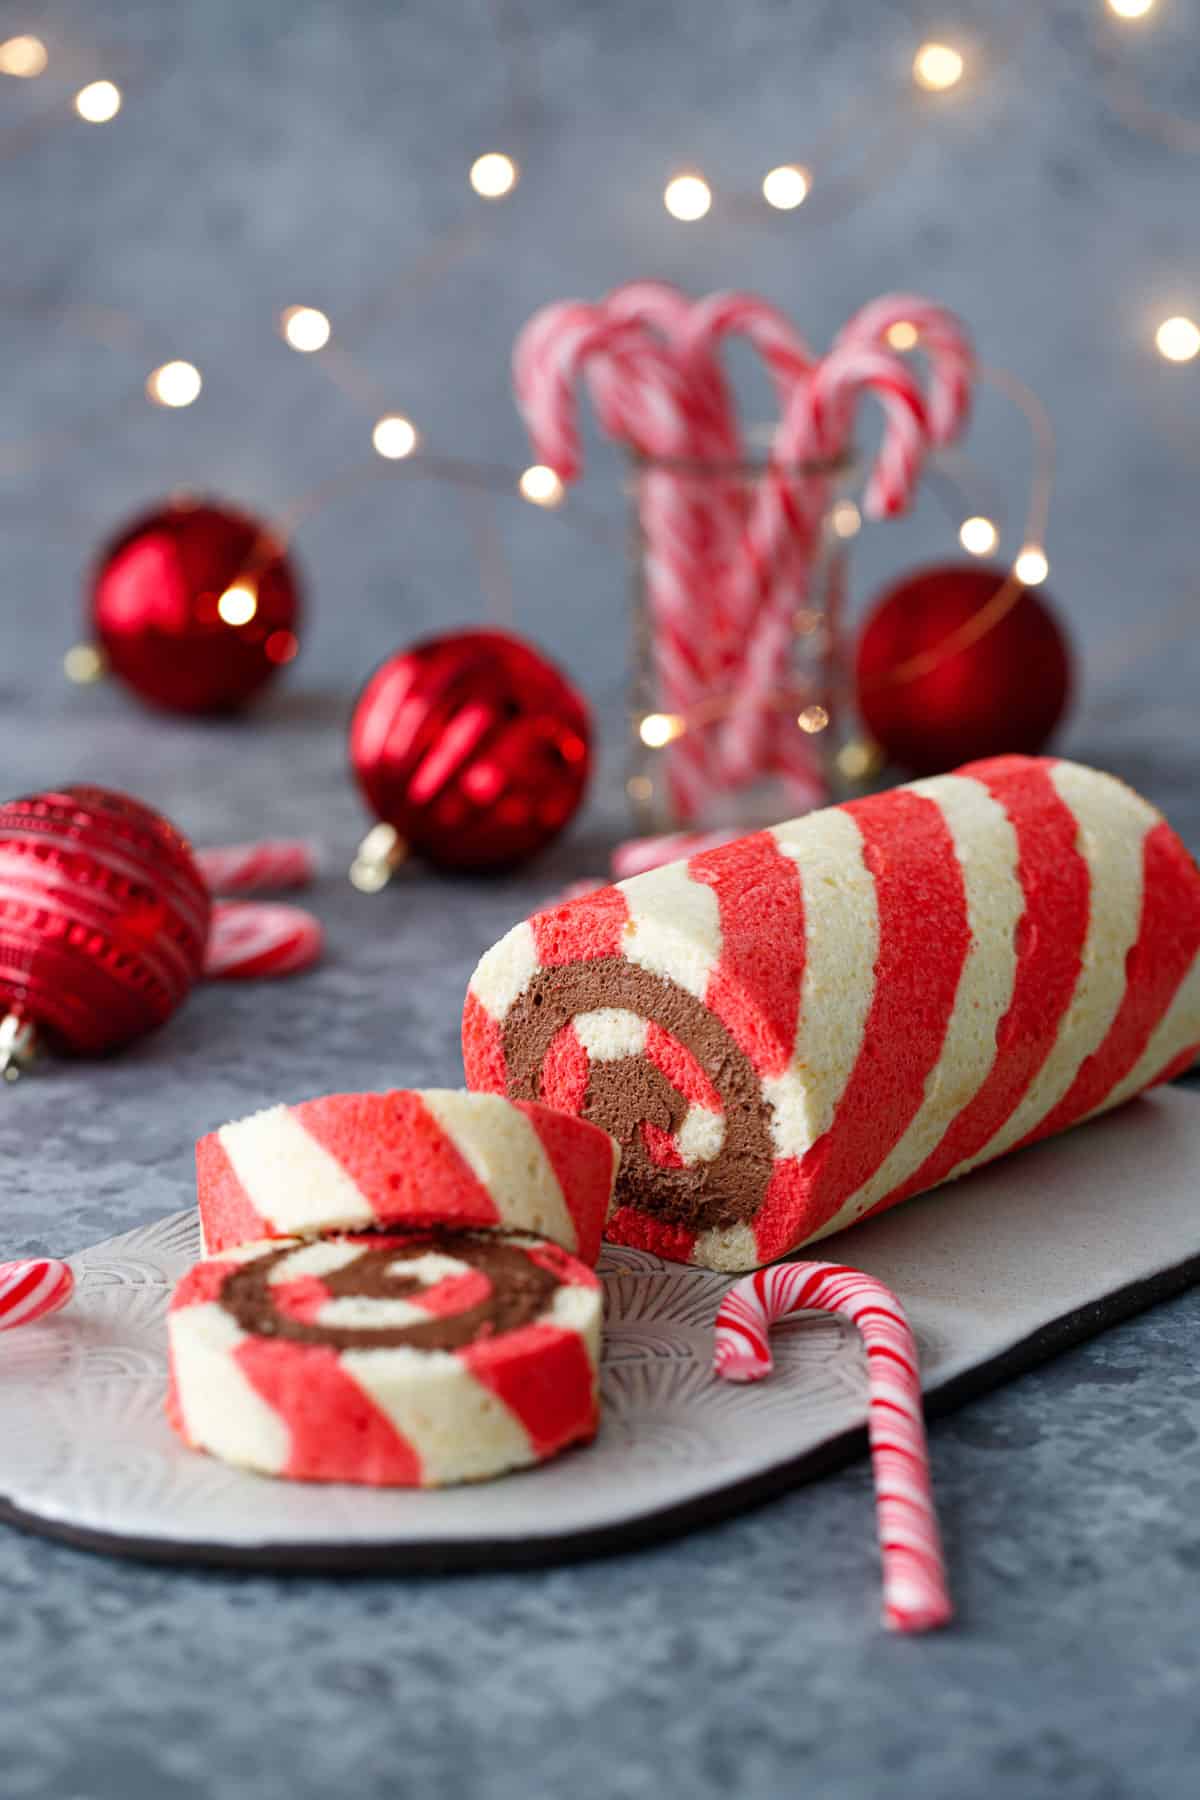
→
(469, 152, 518, 198)
(372, 414, 419, 459)
(830, 499, 861, 539)
(0, 35, 47, 77)
(664, 174, 712, 222)
(762, 164, 810, 210)
(281, 306, 331, 352)
(1155, 315, 1200, 362)
(837, 738, 885, 782)
(146, 361, 202, 408)
(217, 583, 258, 626)
(74, 79, 121, 122)
(960, 515, 999, 556)
(1014, 546, 1049, 586)
(886, 320, 920, 351)
(913, 43, 964, 91)
(519, 464, 565, 507)
(797, 704, 830, 735)
(640, 712, 684, 748)
(1107, 0, 1155, 17)
(64, 644, 105, 684)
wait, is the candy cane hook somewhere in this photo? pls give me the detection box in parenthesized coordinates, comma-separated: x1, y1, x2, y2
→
(715, 1261, 952, 1633)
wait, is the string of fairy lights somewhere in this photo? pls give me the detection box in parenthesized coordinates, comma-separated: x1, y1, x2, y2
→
(2, 3, 1198, 629)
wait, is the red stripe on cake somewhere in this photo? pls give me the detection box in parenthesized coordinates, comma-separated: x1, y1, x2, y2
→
(540, 1022, 590, 1114)
(235, 1337, 423, 1485)
(690, 832, 806, 1079)
(532, 885, 629, 966)
(645, 1022, 722, 1111)
(460, 1323, 597, 1458)
(605, 1204, 698, 1265)
(641, 1120, 685, 1168)
(462, 990, 508, 1092)
(752, 789, 972, 1261)
(1017, 821, 1200, 1144)
(863, 758, 1090, 1220)
(513, 1099, 614, 1265)
(168, 1258, 241, 1312)
(1151, 1041, 1200, 1086)
(293, 1092, 502, 1231)
(525, 1242, 601, 1290)
(270, 1275, 334, 1325)
(412, 1269, 493, 1317)
(195, 1134, 273, 1254)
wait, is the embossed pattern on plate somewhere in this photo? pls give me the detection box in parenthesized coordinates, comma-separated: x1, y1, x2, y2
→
(2, 1090, 1199, 1568)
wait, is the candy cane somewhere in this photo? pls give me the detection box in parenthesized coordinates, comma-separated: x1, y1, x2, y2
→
(714, 1262, 951, 1634)
(0, 1258, 74, 1331)
(837, 292, 974, 447)
(204, 901, 324, 980)
(514, 303, 723, 818)
(196, 839, 319, 897)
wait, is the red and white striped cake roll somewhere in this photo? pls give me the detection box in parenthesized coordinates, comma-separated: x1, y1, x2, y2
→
(464, 756, 1200, 1271)
(197, 1089, 618, 1265)
(167, 1228, 601, 1486)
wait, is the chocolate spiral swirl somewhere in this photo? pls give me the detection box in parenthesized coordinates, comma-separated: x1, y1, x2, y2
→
(502, 959, 775, 1233)
(219, 1230, 563, 1352)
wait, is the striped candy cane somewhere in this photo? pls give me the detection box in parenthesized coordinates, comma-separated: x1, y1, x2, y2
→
(718, 343, 930, 786)
(204, 900, 324, 980)
(837, 292, 974, 447)
(0, 1258, 74, 1332)
(714, 1262, 951, 1634)
(196, 839, 319, 897)
(514, 303, 724, 819)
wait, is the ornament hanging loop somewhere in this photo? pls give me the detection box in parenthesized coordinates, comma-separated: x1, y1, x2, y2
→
(349, 824, 408, 894)
(0, 1015, 39, 1083)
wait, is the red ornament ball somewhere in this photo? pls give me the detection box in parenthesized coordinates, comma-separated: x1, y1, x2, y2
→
(350, 629, 592, 873)
(0, 785, 211, 1064)
(91, 498, 302, 714)
(855, 563, 1073, 776)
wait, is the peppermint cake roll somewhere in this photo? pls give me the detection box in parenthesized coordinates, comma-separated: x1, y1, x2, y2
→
(464, 756, 1200, 1271)
(198, 1089, 618, 1264)
(168, 1228, 601, 1485)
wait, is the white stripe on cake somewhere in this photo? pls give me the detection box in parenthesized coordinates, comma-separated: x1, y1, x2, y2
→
(266, 1241, 364, 1283)
(814, 773, 1024, 1238)
(622, 861, 722, 1001)
(218, 1105, 377, 1237)
(467, 919, 538, 1021)
(763, 806, 879, 1160)
(676, 1104, 724, 1164)
(167, 1303, 290, 1474)
(343, 1346, 535, 1485)
(574, 1008, 648, 1060)
(945, 760, 1155, 1180)
(419, 1089, 578, 1254)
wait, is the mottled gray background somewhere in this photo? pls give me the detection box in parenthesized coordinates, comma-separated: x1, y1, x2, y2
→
(2, 3, 1200, 1797)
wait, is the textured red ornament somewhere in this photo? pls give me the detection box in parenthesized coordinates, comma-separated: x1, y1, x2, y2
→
(855, 564, 1073, 777)
(0, 786, 211, 1066)
(350, 629, 592, 873)
(91, 498, 302, 714)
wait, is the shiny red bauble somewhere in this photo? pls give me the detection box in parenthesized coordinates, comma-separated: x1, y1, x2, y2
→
(0, 786, 211, 1060)
(350, 629, 592, 873)
(855, 563, 1073, 776)
(91, 498, 302, 714)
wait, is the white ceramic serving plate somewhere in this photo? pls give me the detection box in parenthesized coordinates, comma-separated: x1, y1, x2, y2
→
(3, 1088, 1199, 1569)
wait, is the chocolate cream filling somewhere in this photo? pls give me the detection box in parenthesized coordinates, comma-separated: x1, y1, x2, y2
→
(502, 959, 775, 1233)
(219, 1229, 561, 1352)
